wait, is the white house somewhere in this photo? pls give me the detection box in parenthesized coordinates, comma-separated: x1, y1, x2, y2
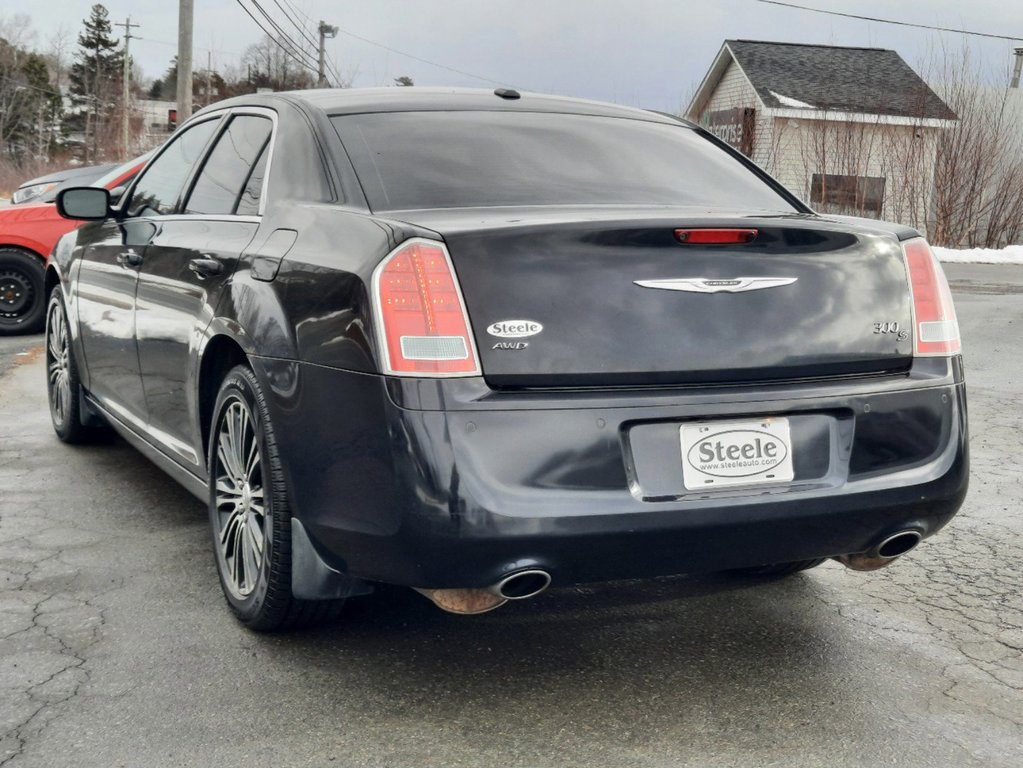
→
(687, 40, 957, 233)
(134, 98, 176, 146)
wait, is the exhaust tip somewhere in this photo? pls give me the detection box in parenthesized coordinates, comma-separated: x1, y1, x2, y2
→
(493, 569, 551, 600)
(876, 530, 922, 559)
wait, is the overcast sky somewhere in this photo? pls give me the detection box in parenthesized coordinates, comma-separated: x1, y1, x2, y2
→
(3, 0, 1022, 112)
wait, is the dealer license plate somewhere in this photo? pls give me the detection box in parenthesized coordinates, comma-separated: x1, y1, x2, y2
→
(680, 417, 794, 490)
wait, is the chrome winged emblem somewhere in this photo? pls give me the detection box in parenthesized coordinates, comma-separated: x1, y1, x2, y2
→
(633, 277, 798, 294)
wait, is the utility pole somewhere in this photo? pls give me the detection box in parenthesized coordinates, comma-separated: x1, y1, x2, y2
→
(116, 16, 140, 160)
(317, 21, 338, 87)
(177, 0, 194, 126)
(206, 50, 212, 107)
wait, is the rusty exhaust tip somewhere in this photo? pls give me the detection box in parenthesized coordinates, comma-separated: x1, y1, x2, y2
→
(413, 588, 507, 615)
(834, 530, 922, 571)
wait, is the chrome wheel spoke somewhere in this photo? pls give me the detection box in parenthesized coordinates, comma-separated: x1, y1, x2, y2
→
(246, 511, 265, 556)
(47, 318, 62, 358)
(215, 477, 242, 501)
(54, 378, 66, 420)
(220, 508, 242, 552)
(245, 438, 260, 482)
(240, 522, 258, 593)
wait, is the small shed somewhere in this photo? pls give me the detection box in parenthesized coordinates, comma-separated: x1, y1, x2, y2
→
(687, 40, 957, 230)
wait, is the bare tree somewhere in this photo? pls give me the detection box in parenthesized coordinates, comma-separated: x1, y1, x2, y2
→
(46, 23, 72, 92)
(925, 45, 1023, 247)
(241, 35, 316, 92)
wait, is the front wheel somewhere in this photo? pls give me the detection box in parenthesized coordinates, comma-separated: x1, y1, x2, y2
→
(46, 288, 96, 443)
(0, 249, 46, 335)
(208, 365, 345, 631)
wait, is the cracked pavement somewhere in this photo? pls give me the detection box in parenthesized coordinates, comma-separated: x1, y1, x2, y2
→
(0, 263, 1021, 767)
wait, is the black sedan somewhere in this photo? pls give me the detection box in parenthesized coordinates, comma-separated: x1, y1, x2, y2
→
(47, 88, 968, 631)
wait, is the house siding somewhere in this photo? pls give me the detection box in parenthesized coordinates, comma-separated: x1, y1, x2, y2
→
(697, 61, 775, 169)
(691, 54, 944, 236)
(768, 118, 938, 231)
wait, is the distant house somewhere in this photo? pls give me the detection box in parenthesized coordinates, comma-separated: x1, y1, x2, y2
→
(687, 40, 957, 232)
(135, 99, 176, 145)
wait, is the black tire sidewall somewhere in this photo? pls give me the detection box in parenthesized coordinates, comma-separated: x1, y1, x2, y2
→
(208, 366, 290, 627)
(0, 249, 46, 335)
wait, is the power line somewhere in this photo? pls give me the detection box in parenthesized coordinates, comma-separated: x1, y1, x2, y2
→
(270, 0, 344, 86)
(336, 27, 519, 87)
(233, 0, 320, 79)
(145, 37, 243, 59)
(271, 0, 319, 51)
(756, 1, 1023, 42)
(249, 0, 320, 70)
(0, 73, 60, 98)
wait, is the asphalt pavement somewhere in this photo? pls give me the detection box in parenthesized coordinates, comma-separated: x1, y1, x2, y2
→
(1, 264, 1021, 767)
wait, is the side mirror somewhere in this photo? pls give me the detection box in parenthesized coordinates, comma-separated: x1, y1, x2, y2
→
(56, 187, 111, 221)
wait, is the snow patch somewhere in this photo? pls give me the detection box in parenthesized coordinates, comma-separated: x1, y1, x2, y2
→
(932, 246, 1023, 265)
(769, 90, 814, 109)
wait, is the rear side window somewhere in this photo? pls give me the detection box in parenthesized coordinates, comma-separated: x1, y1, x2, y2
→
(331, 111, 797, 212)
(185, 115, 272, 215)
(126, 119, 218, 217)
(235, 144, 269, 216)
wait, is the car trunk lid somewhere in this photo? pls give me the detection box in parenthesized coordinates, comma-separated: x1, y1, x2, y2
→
(394, 208, 914, 388)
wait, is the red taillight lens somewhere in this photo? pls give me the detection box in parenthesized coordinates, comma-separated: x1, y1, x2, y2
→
(373, 238, 481, 377)
(903, 238, 961, 357)
(674, 228, 758, 245)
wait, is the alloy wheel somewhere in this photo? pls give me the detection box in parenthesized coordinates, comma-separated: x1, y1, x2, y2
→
(213, 399, 268, 599)
(46, 299, 71, 425)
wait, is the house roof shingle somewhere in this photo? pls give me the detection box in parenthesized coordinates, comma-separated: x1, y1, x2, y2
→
(725, 40, 957, 120)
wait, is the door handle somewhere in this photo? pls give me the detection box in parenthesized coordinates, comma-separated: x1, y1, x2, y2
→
(188, 257, 224, 279)
(117, 250, 143, 268)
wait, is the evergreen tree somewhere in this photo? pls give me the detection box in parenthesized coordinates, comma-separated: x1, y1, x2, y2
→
(18, 54, 62, 155)
(158, 57, 178, 101)
(0, 38, 62, 158)
(66, 4, 123, 162)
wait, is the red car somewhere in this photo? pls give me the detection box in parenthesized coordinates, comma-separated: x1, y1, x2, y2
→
(1, 155, 147, 334)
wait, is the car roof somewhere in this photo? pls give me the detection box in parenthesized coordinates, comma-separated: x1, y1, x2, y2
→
(194, 87, 696, 126)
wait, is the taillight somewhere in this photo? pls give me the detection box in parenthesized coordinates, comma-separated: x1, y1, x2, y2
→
(675, 228, 758, 245)
(903, 238, 961, 357)
(372, 238, 481, 377)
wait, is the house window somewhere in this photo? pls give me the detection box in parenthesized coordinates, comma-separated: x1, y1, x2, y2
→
(810, 174, 885, 216)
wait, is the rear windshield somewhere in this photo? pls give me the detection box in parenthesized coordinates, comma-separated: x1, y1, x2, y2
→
(331, 111, 797, 213)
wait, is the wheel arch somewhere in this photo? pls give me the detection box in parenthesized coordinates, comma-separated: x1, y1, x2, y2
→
(0, 241, 47, 263)
(44, 262, 62, 298)
(198, 333, 251, 460)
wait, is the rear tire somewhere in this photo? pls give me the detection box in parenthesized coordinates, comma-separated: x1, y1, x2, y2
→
(0, 249, 46, 335)
(208, 365, 346, 631)
(46, 288, 96, 443)
(732, 559, 827, 577)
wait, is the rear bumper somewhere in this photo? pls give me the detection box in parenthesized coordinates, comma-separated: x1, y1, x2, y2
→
(254, 357, 968, 589)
